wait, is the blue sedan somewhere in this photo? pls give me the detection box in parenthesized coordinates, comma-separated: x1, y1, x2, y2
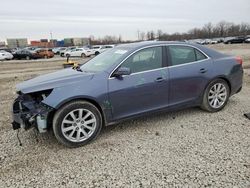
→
(12, 41, 243, 147)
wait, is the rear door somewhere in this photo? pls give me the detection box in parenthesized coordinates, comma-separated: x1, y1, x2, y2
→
(167, 45, 213, 106)
(108, 46, 169, 120)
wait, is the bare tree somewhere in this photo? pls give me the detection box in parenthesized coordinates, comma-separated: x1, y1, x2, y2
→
(157, 29, 163, 40)
(90, 21, 250, 44)
(203, 22, 213, 38)
(217, 21, 227, 37)
(140, 32, 145, 41)
(146, 31, 151, 40)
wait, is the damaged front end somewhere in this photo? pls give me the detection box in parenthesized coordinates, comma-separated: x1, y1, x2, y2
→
(12, 89, 54, 133)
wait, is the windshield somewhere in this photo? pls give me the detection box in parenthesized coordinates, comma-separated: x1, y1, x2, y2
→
(80, 48, 128, 72)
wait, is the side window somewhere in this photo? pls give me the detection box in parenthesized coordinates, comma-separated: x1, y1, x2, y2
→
(195, 49, 207, 61)
(169, 46, 196, 66)
(121, 47, 162, 74)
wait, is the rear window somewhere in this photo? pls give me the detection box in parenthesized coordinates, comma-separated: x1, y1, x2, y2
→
(195, 49, 207, 61)
(169, 46, 207, 66)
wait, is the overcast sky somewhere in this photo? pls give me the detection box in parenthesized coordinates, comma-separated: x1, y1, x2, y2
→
(0, 0, 250, 41)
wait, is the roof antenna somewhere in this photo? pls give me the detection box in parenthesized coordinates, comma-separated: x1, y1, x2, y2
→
(16, 129, 23, 146)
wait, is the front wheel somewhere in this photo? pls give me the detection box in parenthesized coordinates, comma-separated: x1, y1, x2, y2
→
(53, 100, 102, 147)
(201, 79, 230, 112)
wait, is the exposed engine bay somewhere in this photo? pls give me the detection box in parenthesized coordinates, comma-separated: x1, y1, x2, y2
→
(12, 90, 54, 133)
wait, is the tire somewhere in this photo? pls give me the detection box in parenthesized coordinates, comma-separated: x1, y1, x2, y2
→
(26, 56, 30, 60)
(201, 79, 230, 112)
(53, 100, 103, 148)
(81, 53, 86, 58)
(44, 55, 48, 59)
(95, 51, 100, 56)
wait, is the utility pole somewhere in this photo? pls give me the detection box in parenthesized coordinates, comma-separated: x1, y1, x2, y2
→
(50, 31, 53, 40)
(137, 30, 140, 41)
(50, 31, 53, 47)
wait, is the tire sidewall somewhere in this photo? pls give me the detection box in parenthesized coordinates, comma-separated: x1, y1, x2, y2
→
(53, 101, 102, 147)
(202, 79, 230, 112)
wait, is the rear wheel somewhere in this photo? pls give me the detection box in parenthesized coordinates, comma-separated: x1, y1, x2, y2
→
(26, 56, 30, 60)
(81, 53, 86, 58)
(201, 79, 230, 112)
(53, 100, 102, 147)
(95, 51, 100, 56)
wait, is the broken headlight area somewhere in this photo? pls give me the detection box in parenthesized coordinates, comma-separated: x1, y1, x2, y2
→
(12, 89, 54, 133)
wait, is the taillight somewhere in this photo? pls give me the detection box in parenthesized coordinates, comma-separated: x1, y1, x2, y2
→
(235, 56, 243, 65)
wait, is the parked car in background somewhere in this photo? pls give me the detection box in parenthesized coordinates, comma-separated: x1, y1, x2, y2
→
(245, 37, 250, 43)
(12, 41, 243, 147)
(224, 36, 246, 44)
(65, 48, 94, 58)
(52, 47, 60, 54)
(13, 49, 39, 60)
(92, 45, 114, 55)
(198, 39, 211, 45)
(34, 48, 54, 58)
(24, 46, 38, 51)
(0, 50, 13, 60)
(0, 48, 13, 53)
(53, 47, 66, 55)
(10, 48, 21, 54)
(60, 47, 77, 57)
(210, 39, 219, 44)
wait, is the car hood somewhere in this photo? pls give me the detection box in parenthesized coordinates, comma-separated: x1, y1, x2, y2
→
(17, 68, 94, 94)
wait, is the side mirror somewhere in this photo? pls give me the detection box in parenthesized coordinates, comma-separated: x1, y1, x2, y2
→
(113, 67, 131, 77)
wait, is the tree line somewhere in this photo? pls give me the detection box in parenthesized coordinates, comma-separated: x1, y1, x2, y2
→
(90, 21, 250, 44)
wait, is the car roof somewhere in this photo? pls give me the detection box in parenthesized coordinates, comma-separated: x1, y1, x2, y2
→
(116, 41, 227, 58)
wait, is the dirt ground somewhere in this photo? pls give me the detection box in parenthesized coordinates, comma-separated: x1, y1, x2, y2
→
(0, 44, 249, 187)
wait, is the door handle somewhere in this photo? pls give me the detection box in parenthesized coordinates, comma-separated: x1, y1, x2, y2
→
(199, 68, 207, 73)
(155, 77, 164, 82)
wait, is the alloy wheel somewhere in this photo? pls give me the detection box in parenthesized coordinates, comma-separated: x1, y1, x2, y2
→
(208, 83, 227, 109)
(61, 109, 97, 142)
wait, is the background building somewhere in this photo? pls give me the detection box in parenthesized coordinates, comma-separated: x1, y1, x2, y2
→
(7, 38, 28, 48)
(64, 37, 90, 46)
(0, 41, 5, 47)
(30, 39, 57, 48)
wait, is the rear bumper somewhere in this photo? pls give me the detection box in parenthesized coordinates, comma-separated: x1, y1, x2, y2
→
(229, 66, 243, 96)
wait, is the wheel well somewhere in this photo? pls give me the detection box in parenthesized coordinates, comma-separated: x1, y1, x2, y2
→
(217, 77, 231, 94)
(47, 98, 106, 130)
(200, 77, 232, 104)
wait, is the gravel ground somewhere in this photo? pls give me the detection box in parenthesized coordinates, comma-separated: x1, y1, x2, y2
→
(0, 44, 250, 187)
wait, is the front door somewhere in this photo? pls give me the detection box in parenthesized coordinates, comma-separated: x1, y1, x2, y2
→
(108, 46, 169, 121)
